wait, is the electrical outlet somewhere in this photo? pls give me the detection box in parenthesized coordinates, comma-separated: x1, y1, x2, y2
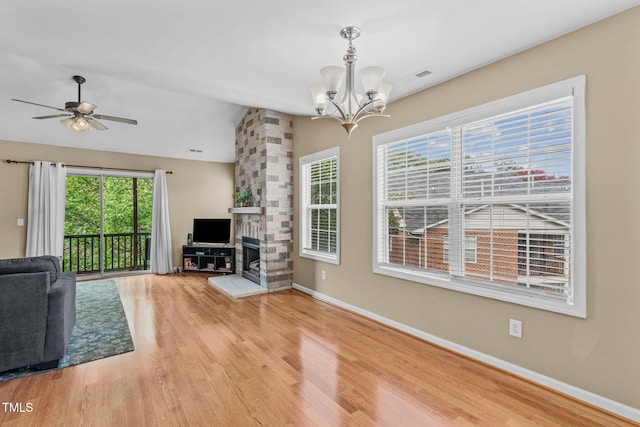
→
(509, 319, 522, 338)
(321, 270, 326, 280)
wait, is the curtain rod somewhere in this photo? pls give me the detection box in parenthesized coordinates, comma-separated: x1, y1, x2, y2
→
(5, 159, 173, 175)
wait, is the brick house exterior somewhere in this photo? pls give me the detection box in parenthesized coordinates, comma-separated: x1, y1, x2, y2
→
(388, 205, 569, 288)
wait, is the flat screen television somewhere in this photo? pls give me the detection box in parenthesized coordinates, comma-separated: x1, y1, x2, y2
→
(192, 218, 231, 244)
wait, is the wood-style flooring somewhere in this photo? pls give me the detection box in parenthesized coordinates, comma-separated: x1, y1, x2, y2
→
(0, 274, 634, 426)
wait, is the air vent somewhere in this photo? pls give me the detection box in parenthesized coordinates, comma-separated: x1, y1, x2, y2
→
(399, 68, 433, 82)
(415, 69, 432, 78)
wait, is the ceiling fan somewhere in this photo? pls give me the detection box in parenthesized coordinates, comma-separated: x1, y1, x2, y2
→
(11, 75, 137, 132)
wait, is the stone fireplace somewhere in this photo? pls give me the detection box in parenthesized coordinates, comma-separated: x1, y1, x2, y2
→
(230, 108, 293, 291)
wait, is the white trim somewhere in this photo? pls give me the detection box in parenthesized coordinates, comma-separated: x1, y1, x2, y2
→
(373, 264, 580, 317)
(300, 249, 340, 265)
(292, 282, 640, 423)
(373, 76, 584, 147)
(66, 167, 154, 179)
(571, 75, 587, 319)
(299, 146, 339, 165)
(299, 146, 340, 265)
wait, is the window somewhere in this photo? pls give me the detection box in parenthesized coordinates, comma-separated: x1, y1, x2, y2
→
(373, 76, 586, 317)
(444, 235, 477, 263)
(517, 233, 567, 277)
(300, 147, 340, 264)
(64, 169, 154, 275)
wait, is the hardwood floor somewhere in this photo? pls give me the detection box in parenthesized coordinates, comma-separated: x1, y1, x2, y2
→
(0, 274, 634, 426)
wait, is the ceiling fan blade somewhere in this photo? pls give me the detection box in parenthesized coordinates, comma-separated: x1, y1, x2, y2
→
(86, 118, 108, 130)
(77, 101, 97, 114)
(92, 114, 137, 125)
(11, 98, 66, 112)
(33, 114, 72, 120)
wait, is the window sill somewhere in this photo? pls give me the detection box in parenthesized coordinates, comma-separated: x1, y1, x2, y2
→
(300, 250, 340, 265)
(373, 264, 585, 318)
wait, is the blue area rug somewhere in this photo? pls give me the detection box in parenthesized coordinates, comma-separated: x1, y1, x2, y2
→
(0, 279, 134, 382)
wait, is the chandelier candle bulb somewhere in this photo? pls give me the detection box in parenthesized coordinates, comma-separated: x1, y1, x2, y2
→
(310, 26, 392, 137)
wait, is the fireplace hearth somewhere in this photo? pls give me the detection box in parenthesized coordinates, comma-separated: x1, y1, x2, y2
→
(242, 236, 260, 285)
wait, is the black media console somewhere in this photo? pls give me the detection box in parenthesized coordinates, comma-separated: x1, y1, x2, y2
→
(182, 245, 235, 274)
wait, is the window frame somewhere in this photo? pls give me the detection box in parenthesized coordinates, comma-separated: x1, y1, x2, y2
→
(300, 147, 340, 264)
(372, 76, 586, 317)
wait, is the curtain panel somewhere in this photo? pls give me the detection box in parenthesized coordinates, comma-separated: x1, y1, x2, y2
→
(26, 161, 67, 257)
(151, 170, 173, 274)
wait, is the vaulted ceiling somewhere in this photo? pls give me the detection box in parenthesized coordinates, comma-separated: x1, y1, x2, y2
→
(1, 1, 638, 163)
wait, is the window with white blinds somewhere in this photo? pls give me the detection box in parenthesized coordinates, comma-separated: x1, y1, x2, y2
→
(373, 76, 586, 317)
(300, 147, 340, 264)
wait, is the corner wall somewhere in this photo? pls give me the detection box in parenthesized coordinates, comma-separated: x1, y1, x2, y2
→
(292, 7, 640, 411)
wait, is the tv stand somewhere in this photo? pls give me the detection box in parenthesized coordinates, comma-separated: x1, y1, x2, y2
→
(182, 244, 235, 274)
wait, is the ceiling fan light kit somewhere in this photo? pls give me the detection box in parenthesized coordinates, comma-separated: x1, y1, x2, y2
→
(11, 75, 137, 133)
(310, 26, 392, 137)
(61, 116, 92, 132)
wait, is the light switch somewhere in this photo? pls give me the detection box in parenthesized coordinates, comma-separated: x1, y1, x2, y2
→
(17, 218, 24, 226)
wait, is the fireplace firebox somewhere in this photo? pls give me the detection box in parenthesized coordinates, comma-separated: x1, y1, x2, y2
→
(242, 236, 260, 285)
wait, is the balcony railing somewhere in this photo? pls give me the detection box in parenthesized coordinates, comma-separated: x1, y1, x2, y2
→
(63, 232, 151, 274)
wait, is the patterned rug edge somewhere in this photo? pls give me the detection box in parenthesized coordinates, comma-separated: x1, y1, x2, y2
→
(0, 279, 134, 382)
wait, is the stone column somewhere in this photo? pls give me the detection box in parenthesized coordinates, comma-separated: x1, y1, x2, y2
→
(234, 108, 293, 290)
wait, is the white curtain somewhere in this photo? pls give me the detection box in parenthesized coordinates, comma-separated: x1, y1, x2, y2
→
(151, 170, 173, 274)
(26, 161, 67, 257)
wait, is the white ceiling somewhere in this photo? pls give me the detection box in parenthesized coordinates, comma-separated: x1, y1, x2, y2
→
(1, 1, 638, 163)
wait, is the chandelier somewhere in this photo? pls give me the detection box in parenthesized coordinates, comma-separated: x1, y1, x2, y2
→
(310, 26, 392, 136)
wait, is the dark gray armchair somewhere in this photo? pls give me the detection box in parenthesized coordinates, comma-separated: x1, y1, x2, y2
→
(0, 255, 76, 372)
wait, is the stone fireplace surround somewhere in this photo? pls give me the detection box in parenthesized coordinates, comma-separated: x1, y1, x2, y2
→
(229, 108, 293, 291)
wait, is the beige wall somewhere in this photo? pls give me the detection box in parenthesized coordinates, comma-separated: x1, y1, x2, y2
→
(292, 7, 640, 409)
(0, 139, 234, 264)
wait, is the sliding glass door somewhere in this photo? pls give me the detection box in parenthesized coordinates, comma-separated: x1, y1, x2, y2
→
(63, 171, 153, 276)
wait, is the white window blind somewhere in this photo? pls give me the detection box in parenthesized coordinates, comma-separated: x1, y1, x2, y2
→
(300, 147, 340, 264)
(373, 76, 586, 317)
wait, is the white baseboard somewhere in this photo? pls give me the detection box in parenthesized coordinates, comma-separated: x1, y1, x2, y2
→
(292, 282, 640, 423)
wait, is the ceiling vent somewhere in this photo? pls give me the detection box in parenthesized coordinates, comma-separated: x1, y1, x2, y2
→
(398, 68, 433, 82)
(415, 69, 432, 78)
